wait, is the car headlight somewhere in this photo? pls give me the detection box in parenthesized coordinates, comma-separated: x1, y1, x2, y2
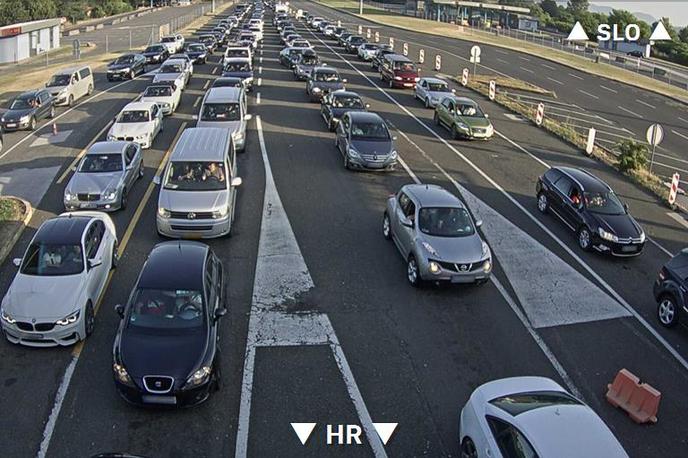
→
(103, 190, 117, 201)
(107, 134, 116, 141)
(598, 227, 618, 243)
(1, 310, 16, 324)
(428, 261, 441, 275)
(212, 206, 230, 219)
(422, 241, 438, 256)
(394, 76, 402, 81)
(19, 115, 30, 123)
(347, 147, 360, 159)
(113, 363, 134, 386)
(389, 150, 398, 160)
(482, 260, 492, 273)
(639, 231, 646, 243)
(59, 88, 68, 96)
(64, 191, 77, 201)
(158, 207, 171, 218)
(135, 134, 147, 140)
(0, 116, 5, 122)
(120, 67, 130, 73)
(184, 366, 211, 389)
(312, 87, 321, 92)
(414, 77, 420, 82)
(56, 310, 80, 326)
(457, 122, 469, 130)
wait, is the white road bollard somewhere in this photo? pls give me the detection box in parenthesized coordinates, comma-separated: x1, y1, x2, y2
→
(669, 173, 680, 206)
(389, 37, 394, 50)
(461, 68, 469, 86)
(434, 54, 441, 71)
(358, 25, 362, 34)
(337, 20, 341, 27)
(488, 80, 496, 100)
(585, 127, 596, 155)
(536, 103, 545, 126)
(375, 31, 380, 43)
(367, 28, 371, 39)
(419, 49, 425, 64)
(403, 42, 408, 56)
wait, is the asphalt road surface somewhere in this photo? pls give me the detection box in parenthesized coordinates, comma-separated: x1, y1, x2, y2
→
(0, 2, 687, 457)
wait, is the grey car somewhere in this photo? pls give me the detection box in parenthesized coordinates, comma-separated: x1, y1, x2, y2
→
(383, 184, 492, 287)
(306, 66, 347, 102)
(64, 141, 143, 212)
(414, 77, 456, 108)
(0, 89, 54, 131)
(293, 50, 320, 80)
(334, 112, 397, 171)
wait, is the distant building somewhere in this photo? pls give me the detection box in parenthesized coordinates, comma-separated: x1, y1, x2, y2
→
(599, 39, 651, 58)
(0, 18, 61, 64)
(407, 0, 537, 31)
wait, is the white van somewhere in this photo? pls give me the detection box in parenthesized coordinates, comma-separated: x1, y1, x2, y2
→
(45, 66, 94, 107)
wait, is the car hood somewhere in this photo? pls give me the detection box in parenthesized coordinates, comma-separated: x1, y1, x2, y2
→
(420, 233, 485, 263)
(195, 119, 241, 133)
(109, 122, 151, 137)
(589, 212, 643, 238)
(3, 274, 83, 321)
(457, 116, 491, 128)
(109, 63, 133, 71)
(223, 71, 253, 79)
(187, 51, 206, 57)
(159, 189, 229, 212)
(427, 90, 452, 100)
(2, 108, 34, 120)
(350, 139, 393, 156)
(312, 81, 345, 91)
(154, 72, 183, 81)
(120, 329, 207, 381)
(141, 95, 173, 105)
(394, 70, 418, 78)
(68, 172, 123, 195)
(143, 51, 162, 57)
(47, 85, 68, 95)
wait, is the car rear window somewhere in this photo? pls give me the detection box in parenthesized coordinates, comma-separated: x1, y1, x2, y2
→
(489, 391, 582, 416)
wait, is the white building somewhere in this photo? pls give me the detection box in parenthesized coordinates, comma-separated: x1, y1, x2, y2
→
(0, 18, 61, 64)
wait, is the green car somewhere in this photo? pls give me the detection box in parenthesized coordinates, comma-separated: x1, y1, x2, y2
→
(433, 96, 494, 140)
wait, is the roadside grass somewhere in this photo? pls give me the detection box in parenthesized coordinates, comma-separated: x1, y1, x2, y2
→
(315, 0, 688, 104)
(471, 75, 555, 96)
(0, 197, 25, 222)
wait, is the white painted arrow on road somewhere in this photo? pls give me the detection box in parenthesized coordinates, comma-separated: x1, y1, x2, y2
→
(373, 423, 398, 445)
(291, 423, 317, 445)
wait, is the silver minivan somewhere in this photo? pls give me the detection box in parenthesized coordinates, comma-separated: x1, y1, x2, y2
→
(45, 65, 94, 107)
(154, 127, 242, 238)
(195, 86, 251, 152)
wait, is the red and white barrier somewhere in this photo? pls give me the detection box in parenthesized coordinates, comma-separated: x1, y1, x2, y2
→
(535, 103, 545, 126)
(461, 68, 469, 86)
(669, 173, 680, 205)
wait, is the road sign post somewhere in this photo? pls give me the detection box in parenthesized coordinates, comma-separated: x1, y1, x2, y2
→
(374, 31, 379, 43)
(646, 123, 664, 172)
(586, 127, 596, 155)
(470, 45, 481, 76)
(488, 80, 496, 101)
(419, 49, 425, 64)
(461, 68, 469, 86)
(535, 103, 545, 126)
(669, 173, 680, 206)
(403, 42, 408, 56)
(434, 54, 441, 71)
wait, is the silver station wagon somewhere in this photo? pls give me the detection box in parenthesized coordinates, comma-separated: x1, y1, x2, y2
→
(155, 127, 242, 239)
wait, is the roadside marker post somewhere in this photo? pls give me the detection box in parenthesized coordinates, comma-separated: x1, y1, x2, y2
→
(535, 103, 545, 126)
(586, 127, 596, 155)
(52, 123, 58, 136)
(646, 123, 664, 172)
(669, 173, 680, 206)
(434, 54, 441, 71)
(374, 31, 379, 43)
(389, 37, 394, 50)
(461, 68, 469, 86)
(358, 25, 362, 34)
(488, 80, 496, 101)
(419, 49, 425, 64)
(367, 28, 371, 39)
(337, 20, 341, 27)
(403, 42, 408, 56)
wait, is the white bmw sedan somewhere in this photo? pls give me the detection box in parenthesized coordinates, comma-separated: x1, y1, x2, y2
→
(1, 212, 118, 347)
(140, 83, 182, 115)
(107, 101, 163, 149)
(459, 377, 628, 458)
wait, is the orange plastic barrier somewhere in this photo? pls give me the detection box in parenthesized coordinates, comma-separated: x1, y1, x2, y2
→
(606, 369, 660, 424)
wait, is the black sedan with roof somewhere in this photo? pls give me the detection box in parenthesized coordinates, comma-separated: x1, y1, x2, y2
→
(321, 90, 369, 131)
(536, 167, 646, 256)
(107, 53, 147, 81)
(112, 241, 227, 407)
(654, 248, 688, 329)
(142, 44, 170, 64)
(334, 111, 398, 171)
(182, 42, 208, 64)
(306, 66, 347, 102)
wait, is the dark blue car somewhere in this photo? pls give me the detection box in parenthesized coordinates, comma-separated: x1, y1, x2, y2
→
(221, 58, 253, 91)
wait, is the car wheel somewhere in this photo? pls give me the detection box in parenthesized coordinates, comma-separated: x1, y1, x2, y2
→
(433, 111, 440, 125)
(139, 162, 145, 178)
(461, 437, 478, 458)
(49, 106, 56, 118)
(84, 302, 95, 337)
(407, 255, 422, 287)
(111, 241, 119, 269)
(120, 187, 128, 210)
(0, 136, 3, 153)
(212, 361, 223, 392)
(129, 69, 136, 80)
(425, 97, 430, 108)
(577, 226, 592, 251)
(343, 154, 351, 170)
(328, 120, 336, 132)
(657, 295, 679, 327)
(382, 212, 392, 240)
(68, 95, 74, 107)
(388, 79, 394, 89)
(537, 192, 549, 213)
(29, 117, 36, 131)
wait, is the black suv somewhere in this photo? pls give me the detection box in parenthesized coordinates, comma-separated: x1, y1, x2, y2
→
(654, 248, 688, 328)
(535, 167, 645, 256)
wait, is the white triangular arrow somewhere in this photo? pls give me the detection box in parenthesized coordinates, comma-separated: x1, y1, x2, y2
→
(566, 22, 589, 41)
(290, 423, 317, 445)
(650, 21, 672, 41)
(373, 423, 398, 445)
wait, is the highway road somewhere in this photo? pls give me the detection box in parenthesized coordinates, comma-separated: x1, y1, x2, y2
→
(0, 1, 687, 457)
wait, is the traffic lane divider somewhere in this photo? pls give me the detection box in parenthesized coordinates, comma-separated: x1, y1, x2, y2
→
(606, 368, 661, 424)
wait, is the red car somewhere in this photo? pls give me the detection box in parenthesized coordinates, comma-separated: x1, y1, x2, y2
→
(379, 54, 420, 89)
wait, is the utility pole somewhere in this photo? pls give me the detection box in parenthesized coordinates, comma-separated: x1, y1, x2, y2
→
(359, 0, 363, 15)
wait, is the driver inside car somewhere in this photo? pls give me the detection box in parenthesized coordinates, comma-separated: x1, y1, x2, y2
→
(202, 162, 225, 182)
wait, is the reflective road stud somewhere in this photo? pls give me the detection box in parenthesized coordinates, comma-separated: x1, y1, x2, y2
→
(403, 42, 408, 56)
(536, 103, 545, 126)
(419, 49, 425, 64)
(461, 68, 469, 86)
(434, 54, 441, 71)
(669, 173, 680, 205)
(488, 80, 496, 101)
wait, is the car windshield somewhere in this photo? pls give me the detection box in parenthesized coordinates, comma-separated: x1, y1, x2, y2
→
(127, 288, 204, 330)
(418, 207, 475, 237)
(293, 41, 309, 48)
(428, 82, 449, 92)
(10, 97, 34, 110)
(213, 78, 242, 88)
(160, 64, 183, 73)
(201, 102, 241, 121)
(332, 96, 364, 109)
(226, 49, 248, 57)
(301, 56, 318, 65)
(187, 44, 205, 52)
(351, 121, 389, 140)
(457, 103, 484, 117)
(118, 110, 150, 123)
(144, 86, 173, 97)
(489, 391, 582, 416)
(350, 37, 364, 43)
(225, 62, 251, 72)
(47, 74, 71, 87)
(161, 37, 175, 43)
(396, 62, 416, 72)
(164, 161, 227, 191)
(79, 154, 122, 173)
(200, 36, 214, 43)
(584, 191, 626, 215)
(146, 46, 164, 53)
(114, 55, 135, 64)
(315, 71, 340, 82)
(21, 243, 84, 276)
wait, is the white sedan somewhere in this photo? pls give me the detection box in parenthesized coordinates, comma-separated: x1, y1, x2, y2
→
(153, 58, 191, 91)
(459, 377, 628, 458)
(140, 83, 182, 115)
(1, 212, 117, 347)
(107, 101, 163, 149)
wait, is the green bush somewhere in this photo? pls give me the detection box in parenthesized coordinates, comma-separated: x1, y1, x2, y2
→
(617, 140, 648, 172)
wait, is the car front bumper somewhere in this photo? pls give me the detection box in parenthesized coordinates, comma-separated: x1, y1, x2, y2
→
(64, 197, 121, 212)
(157, 214, 231, 239)
(115, 379, 212, 408)
(2, 319, 82, 347)
(347, 155, 397, 171)
(107, 71, 131, 80)
(390, 79, 417, 89)
(592, 238, 645, 257)
(0, 119, 31, 131)
(420, 258, 492, 283)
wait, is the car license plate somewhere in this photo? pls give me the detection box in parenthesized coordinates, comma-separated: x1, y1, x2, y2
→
(142, 395, 177, 405)
(81, 203, 96, 209)
(451, 276, 471, 284)
(6, 123, 16, 128)
(19, 331, 43, 339)
(621, 245, 638, 253)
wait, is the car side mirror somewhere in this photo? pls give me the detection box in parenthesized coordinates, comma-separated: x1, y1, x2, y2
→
(88, 257, 103, 269)
(623, 203, 629, 212)
(244, 114, 253, 120)
(475, 219, 483, 228)
(12, 258, 21, 267)
(115, 304, 124, 319)
(214, 307, 227, 321)
(231, 177, 243, 187)
(484, 114, 489, 119)
(153, 175, 161, 185)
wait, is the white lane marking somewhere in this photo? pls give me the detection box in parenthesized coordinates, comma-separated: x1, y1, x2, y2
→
(568, 73, 584, 80)
(257, 77, 262, 86)
(600, 85, 618, 93)
(667, 212, 688, 230)
(311, 30, 688, 372)
(519, 66, 534, 74)
(212, 66, 218, 74)
(37, 357, 78, 458)
(494, 49, 508, 55)
(193, 96, 201, 108)
(395, 133, 583, 399)
(547, 77, 564, 85)
(256, 92, 261, 104)
(259, 56, 263, 63)
(636, 99, 656, 109)
(497, 58, 508, 64)
(496, 131, 550, 169)
(258, 66, 263, 74)
(235, 116, 386, 458)
(679, 116, 688, 124)
(541, 63, 556, 70)
(618, 105, 643, 119)
(578, 89, 599, 99)
(203, 80, 210, 89)
(519, 56, 531, 62)
(671, 129, 688, 142)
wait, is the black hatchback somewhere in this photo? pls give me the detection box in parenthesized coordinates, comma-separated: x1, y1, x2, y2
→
(112, 241, 227, 407)
(536, 167, 645, 256)
(654, 248, 688, 328)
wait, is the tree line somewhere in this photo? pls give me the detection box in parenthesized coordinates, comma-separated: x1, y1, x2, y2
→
(0, 0, 147, 26)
